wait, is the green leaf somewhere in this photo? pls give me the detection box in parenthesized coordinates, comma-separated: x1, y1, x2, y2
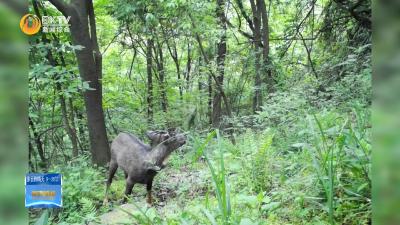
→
(236, 194, 258, 208)
(70, 45, 85, 50)
(34, 210, 49, 225)
(192, 130, 216, 162)
(145, 13, 156, 25)
(240, 218, 258, 225)
(262, 202, 281, 213)
(202, 208, 217, 225)
(357, 182, 369, 193)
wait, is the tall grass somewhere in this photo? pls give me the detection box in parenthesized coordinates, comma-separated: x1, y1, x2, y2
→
(33, 210, 49, 225)
(195, 130, 232, 225)
(311, 110, 371, 225)
(312, 114, 345, 225)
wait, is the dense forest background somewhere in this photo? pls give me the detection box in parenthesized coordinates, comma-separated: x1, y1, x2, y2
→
(28, 0, 371, 224)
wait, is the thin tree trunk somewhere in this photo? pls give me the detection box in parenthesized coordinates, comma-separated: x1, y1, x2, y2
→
(53, 132, 69, 163)
(106, 109, 119, 135)
(29, 117, 46, 168)
(190, 14, 233, 124)
(208, 73, 213, 125)
(259, 0, 273, 92)
(236, 0, 255, 32)
(213, 0, 227, 127)
(146, 38, 154, 123)
(29, 132, 37, 172)
(156, 40, 168, 112)
(165, 38, 183, 99)
(59, 88, 79, 157)
(185, 42, 192, 91)
(250, 0, 263, 112)
(75, 107, 87, 151)
(68, 98, 84, 152)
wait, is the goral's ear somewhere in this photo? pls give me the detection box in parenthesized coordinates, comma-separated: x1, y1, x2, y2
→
(167, 127, 177, 136)
(161, 133, 170, 142)
(144, 160, 161, 172)
(146, 131, 159, 141)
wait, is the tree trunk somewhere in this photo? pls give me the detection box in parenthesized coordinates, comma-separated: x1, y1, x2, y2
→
(29, 135, 36, 172)
(208, 73, 213, 125)
(75, 107, 87, 150)
(250, 0, 263, 112)
(190, 14, 233, 128)
(49, 0, 110, 166)
(29, 117, 46, 168)
(68, 98, 83, 152)
(58, 53, 80, 158)
(165, 38, 183, 99)
(213, 0, 227, 127)
(156, 40, 168, 112)
(185, 42, 192, 91)
(259, 0, 273, 92)
(146, 38, 154, 123)
(59, 87, 79, 157)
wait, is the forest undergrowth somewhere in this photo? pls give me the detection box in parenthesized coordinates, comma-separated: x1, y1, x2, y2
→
(32, 97, 371, 225)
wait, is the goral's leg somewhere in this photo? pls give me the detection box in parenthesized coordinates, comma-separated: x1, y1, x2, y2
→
(146, 179, 153, 205)
(103, 160, 118, 205)
(122, 177, 134, 204)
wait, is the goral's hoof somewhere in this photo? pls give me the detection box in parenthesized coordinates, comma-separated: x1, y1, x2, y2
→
(146, 197, 153, 206)
(119, 198, 128, 204)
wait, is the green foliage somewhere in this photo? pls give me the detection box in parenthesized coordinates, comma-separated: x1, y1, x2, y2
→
(201, 130, 232, 224)
(33, 210, 49, 225)
(308, 110, 371, 224)
(31, 107, 370, 224)
(50, 156, 106, 224)
(119, 203, 162, 225)
(251, 133, 274, 192)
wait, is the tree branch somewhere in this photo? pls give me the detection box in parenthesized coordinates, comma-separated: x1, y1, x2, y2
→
(101, 31, 121, 55)
(279, 0, 317, 59)
(299, 32, 318, 78)
(47, 0, 71, 17)
(234, 0, 255, 32)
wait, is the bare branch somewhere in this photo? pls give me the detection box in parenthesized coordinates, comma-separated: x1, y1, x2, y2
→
(101, 31, 122, 55)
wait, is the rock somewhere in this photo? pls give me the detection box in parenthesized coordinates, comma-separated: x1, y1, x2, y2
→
(89, 204, 138, 225)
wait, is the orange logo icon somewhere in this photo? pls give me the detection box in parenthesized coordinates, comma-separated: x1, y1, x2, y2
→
(20, 14, 41, 35)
